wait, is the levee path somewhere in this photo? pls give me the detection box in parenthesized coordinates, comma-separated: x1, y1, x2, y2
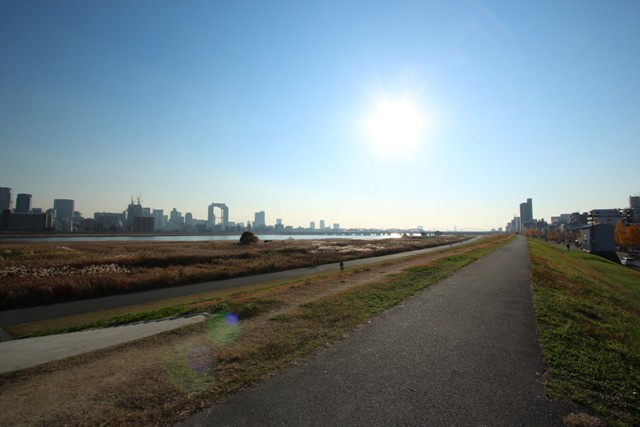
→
(181, 235, 578, 426)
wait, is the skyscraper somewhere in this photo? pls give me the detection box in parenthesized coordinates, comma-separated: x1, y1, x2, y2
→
(53, 199, 75, 232)
(519, 198, 533, 228)
(630, 196, 640, 223)
(0, 187, 12, 211)
(15, 193, 32, 213)
(254, 211, 266, 228)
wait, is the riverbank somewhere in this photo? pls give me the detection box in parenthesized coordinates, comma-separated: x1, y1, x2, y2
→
(0, 230, 430, 242)
(0, 235, 467, 310)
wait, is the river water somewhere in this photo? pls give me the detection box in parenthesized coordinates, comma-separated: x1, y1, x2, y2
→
(0, 233, 417, 243)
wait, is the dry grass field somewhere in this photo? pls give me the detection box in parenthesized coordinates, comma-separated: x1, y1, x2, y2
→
(0, 235, 465, 310)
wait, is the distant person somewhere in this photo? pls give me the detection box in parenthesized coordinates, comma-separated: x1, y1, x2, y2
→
(566, 243, 570, 251)
(339, 261, 344, 271)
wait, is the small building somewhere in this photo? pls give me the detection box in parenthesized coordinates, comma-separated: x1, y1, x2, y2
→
(579, 224, 619, 263)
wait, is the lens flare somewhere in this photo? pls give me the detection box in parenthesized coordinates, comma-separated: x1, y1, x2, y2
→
(187, 346, 214, 373)
(166, 311, 241, 393)
(207, 311, 240, 345)
(166, 340, 216, 393)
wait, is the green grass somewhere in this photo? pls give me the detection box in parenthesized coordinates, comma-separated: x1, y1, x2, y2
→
(20, 297, 281, 337)
(529, 239, 640, 426)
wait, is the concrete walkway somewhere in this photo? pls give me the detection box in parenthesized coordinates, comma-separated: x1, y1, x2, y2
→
(180, 236, 578, 426)
(0, 314, 207, 374)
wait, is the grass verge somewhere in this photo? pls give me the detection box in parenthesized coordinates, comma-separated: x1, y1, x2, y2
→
(528, 239, 640, 427)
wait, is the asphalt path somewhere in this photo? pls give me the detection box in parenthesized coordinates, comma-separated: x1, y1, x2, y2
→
(180, 235, 579, 426)
(0, 239, 476, 328)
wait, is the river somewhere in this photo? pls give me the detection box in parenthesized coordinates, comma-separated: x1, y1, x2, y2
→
(0, 233, 420, 243)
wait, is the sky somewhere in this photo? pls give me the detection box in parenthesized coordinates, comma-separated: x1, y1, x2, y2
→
(1, 0, 639, 231)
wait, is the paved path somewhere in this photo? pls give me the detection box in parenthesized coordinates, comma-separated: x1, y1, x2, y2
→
(0, 314, 208, 373)
(180, 236, 577, 426)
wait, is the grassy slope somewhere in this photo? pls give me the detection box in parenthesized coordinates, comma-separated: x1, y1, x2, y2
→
(528, 239, 640, 426)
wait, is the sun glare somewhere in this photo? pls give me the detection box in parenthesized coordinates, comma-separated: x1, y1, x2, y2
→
(364, 99, 426, 154)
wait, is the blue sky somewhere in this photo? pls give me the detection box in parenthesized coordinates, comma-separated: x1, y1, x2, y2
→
(1, 0, 639, 230)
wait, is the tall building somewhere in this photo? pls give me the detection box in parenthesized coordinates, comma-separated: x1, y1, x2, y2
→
(15, 194, 32, 213)
(132, 216, 154, 232)
(631, 196, 640, 223)
(519, 198, 533, 228)
(53, 199, 75, 232)
(208, 203, 229, 231)
(153, 209, 165, 230)
(0, 187, 12, 211)
(126, 198, 143, 230)
(254, 211, 266, 229)
(170, 208, 183, 224)
(319, 220, 325, 230)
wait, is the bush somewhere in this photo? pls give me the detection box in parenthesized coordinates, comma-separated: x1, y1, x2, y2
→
(239, 231, 259, 245)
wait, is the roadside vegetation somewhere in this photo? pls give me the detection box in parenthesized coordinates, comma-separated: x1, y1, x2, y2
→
(0, 235, 511, 426)
(529, 239, 640, 426)
(0, 235, 466, 310)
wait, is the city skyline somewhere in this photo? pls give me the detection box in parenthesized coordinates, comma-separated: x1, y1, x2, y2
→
(2, 185, 639, 233)
(2, 1, 639, 230)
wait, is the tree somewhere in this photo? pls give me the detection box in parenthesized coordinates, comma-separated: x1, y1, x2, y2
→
(547, 229, 562, 242)
(615, 220, 628, 249)
(626, 224, 640, 253)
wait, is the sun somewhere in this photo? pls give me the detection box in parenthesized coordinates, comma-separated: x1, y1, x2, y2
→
(364, 98, 426, 154)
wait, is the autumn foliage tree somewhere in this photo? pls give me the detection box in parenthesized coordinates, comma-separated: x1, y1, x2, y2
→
(615, 221, 640, 253)
(626, 224, 640, 252)
(615, 220, 628, 249)
(547, 229, 562, 242)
